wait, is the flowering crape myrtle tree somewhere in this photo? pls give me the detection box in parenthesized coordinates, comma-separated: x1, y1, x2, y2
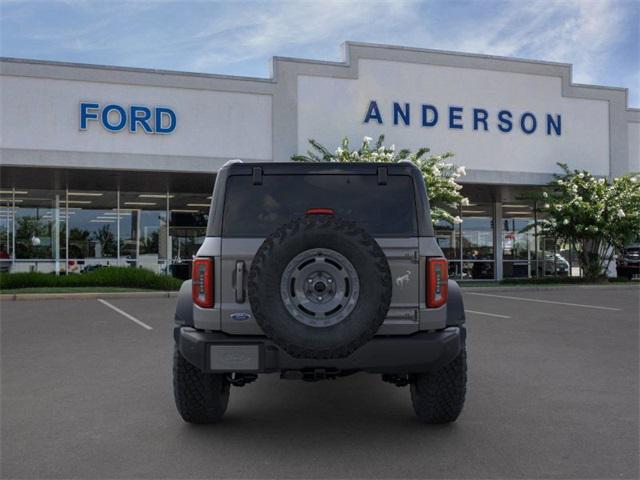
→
(292, 135, 469, 225)
(536, 163, 640, 279)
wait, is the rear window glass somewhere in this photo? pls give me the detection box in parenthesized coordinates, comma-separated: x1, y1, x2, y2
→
(222, 174, 418, 237)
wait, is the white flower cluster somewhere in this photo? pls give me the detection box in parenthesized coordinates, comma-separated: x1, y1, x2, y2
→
(536, 163, 640, 278)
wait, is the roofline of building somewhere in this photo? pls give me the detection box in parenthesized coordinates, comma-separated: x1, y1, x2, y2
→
(1, 40, 636, 110)
(0, 56, 274, 84)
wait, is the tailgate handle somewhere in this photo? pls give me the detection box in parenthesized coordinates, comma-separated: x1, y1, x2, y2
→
(235, 261, 245, 303)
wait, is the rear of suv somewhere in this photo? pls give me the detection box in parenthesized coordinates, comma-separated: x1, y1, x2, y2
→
(173, 161, 467, 424)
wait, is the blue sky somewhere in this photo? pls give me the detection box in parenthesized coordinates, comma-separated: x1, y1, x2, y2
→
(1, 0, 638, 106)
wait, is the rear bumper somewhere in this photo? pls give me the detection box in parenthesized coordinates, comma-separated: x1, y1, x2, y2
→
(175, 326, 464, 374)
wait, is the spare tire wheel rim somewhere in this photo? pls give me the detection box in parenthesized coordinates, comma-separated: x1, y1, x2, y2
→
(280, 248, 360, 328)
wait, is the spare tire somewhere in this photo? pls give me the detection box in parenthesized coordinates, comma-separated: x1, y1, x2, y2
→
(248, 215, 392, 359)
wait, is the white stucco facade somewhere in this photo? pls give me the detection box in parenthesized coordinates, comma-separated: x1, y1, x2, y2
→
(298, 59, 611, 177)
(0, 41, 637, 180)
(1, 75, 272, 160)
(629, 121, 640, 172)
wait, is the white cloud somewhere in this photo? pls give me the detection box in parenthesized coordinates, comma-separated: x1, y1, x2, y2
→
(1, 0, 636, 103)
(183, 0, 419, 71)
(444, 0, 630, 86)
(178, 0, 635, 93)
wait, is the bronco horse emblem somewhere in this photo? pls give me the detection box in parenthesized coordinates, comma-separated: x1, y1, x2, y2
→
(395, 270, 412, 287)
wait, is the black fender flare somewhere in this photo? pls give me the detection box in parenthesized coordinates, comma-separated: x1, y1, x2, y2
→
(446, 279, 465, 326)
(174, 280, 194, 327)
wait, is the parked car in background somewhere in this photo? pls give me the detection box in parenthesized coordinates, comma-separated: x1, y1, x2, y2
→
(0, 250, 11, 273)
(617, 244, 640, 280)
(538, 252, 569, 276)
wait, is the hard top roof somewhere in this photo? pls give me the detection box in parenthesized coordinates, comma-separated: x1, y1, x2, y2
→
(224, 161, 419, 175)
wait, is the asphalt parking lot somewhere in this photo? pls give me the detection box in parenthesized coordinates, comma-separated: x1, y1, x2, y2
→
(1, 285, 638, 479)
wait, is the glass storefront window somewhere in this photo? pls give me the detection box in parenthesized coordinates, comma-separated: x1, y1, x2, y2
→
(433, 202, 496, 280)
(433, 203, 462, 279)
(0, 186, 212, 277)
(461, 204, 494, 279)
(120, 192, 169, 273)
(66, 191, 118, 272)
(434, 221, 459, 260)
(10, 189, 66, 272)
(0, 194, 14, 272)
(539, 236, 571, 277)
(119, 207, 136, 266)
(15, 191, 55, 261)
(462, 261, 494, 279)
(5, 184, 586, 282)
(462, 204, 494, 260)
(168, 192, 210, 279)
(502, 203, 535, 278)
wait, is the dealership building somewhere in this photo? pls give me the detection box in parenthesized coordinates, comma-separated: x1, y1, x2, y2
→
(1, 42, 638, 280)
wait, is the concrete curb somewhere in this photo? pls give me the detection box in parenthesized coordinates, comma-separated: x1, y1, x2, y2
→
(1, 283, 636, 301)
(0, 291, 179, 301)
(461, 283, 639, 293)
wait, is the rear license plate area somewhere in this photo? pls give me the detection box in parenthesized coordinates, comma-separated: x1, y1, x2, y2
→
(210, 345, 260, 371)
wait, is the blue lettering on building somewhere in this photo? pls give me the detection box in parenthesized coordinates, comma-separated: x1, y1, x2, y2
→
(546, 114, 561, 136)
(393, 102, 410, 126)
(80, 103, 100, 129)
(363, 100, 561, 136)
(155, 107, 177, 134)
(421, 105, 438, 127)
(473, 108, 489, 131)
(497, 110, 513, 132)
(101, 104, 127, 132)
(520, 112, 537, 134)
(130, 105, 153, 133)
(363, 100, 383, 124)
(80, 103, 176, 134)
(448, 106, 464, 129)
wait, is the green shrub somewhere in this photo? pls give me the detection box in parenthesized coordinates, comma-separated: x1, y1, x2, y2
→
(0, 267, 183, 291)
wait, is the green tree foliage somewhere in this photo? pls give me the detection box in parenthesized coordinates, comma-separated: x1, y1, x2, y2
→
(535, 163, 640, 279)
(15, 216, 50, 258)
(92, 225, 116, 257)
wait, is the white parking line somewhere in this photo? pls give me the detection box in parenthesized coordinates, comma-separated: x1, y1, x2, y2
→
(466, 292, 621, 311)
(97, 299, 153, 330)
(466, 309, 511, 319)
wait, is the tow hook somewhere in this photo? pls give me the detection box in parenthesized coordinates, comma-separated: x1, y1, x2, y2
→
(226, 373, 258, 387)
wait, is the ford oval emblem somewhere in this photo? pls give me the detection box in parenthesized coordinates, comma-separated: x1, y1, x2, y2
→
(230, 312, 252, 321)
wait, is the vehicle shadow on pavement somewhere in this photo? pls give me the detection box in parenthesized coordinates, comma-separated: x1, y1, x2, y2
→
(173, 372, 461, 436)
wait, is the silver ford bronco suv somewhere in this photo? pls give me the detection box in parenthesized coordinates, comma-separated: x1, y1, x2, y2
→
(173, 161, 467, 424)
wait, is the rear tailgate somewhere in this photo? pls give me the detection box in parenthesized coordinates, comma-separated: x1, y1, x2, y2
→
(217, 169, 424, 335)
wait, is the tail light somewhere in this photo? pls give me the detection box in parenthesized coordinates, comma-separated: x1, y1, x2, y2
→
(427, 258, 448, 308)
(192, 257, 214, 308)
(306, 208, 335, 215)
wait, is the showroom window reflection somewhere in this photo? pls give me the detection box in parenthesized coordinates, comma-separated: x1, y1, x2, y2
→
(502, 203, 536, 278)
(434, 204, 462, 279)
(0, 188, 579, 280)
(66, 191, 118, 273)
(0, 188, 209, 276)
(461, 204, 494, 279)
(435, 202, 495, 280)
